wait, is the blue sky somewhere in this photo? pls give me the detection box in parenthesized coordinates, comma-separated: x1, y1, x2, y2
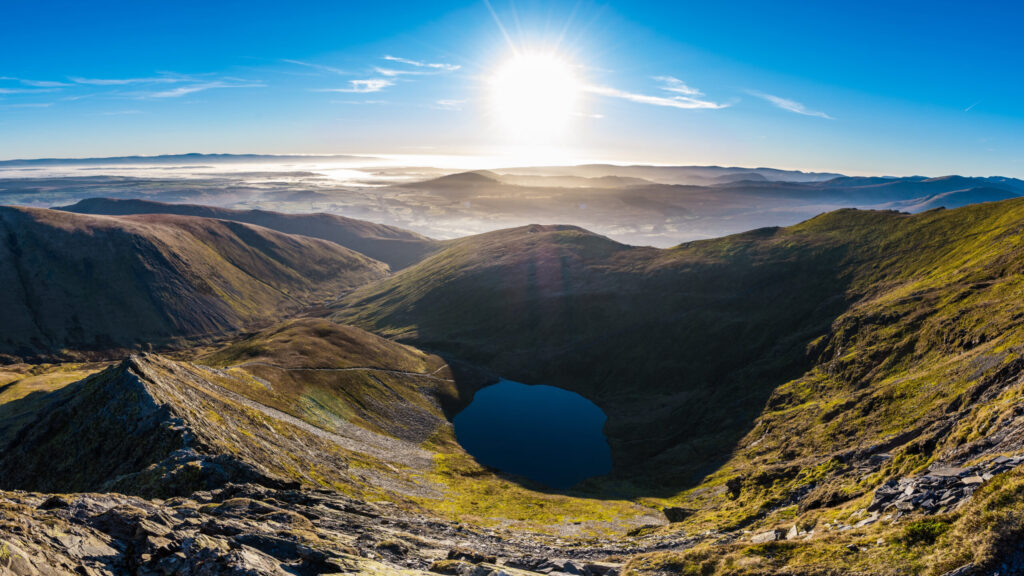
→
(1, 0, 1022, 176)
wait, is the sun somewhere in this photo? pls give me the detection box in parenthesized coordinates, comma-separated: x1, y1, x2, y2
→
(489, 52, 580, 143)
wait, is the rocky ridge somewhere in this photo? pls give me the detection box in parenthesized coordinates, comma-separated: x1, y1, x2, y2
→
(0, 353, 438, 498)
(0, 483, 654, 576)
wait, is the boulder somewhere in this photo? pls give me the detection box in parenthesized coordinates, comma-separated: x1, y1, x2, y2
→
(662, 507, 693, 523)
(751, 529, 784, 544)
(448, 548, 498, 564)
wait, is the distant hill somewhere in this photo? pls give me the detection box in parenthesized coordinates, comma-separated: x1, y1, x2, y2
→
(404, 170, 504, 188)
(889, 185, 1021, 211)
(493, 164, 845, 185)
(409, 170, 654, 189)
(0, 206, 388, 358)
(59, 197, 439, 270)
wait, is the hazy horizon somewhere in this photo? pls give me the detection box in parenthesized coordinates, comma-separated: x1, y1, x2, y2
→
(0, 151, 1018, 181)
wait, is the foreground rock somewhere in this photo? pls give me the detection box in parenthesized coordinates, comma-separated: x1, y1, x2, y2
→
(870, 456, 1024, 515)
(0, 483, 632, 576)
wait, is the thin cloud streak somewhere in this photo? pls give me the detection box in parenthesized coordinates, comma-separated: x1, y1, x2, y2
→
(654, 76, 703, 96)
(281, 59, 347, 75)
(315, 78, 395, 93)
(585, 84, 727, 110)
(144, 81, 265, 98)
(374, 67, 429, 77)
(69, 76, 188, 85)
(0, 77, 72, 88)
(433, 99, 466, 110)
(0, 88, 57, 94)
(383, 55, 460, 72)
(1, 102, 54, 108)
(749, 90, 832, 119)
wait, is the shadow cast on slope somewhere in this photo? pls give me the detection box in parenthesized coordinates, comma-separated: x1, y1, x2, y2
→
(367, 230, 861, 498)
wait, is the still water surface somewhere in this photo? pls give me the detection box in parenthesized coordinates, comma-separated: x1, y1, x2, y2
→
(453, 379, 612, 489)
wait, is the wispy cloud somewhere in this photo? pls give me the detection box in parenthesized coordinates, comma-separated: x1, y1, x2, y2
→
(383, 55, 460, 72)
(585, 81, 727, 110)
(302, 55, 458, 100)
(433, 99, 466, 111)
(374, 67, 431, 77)
(748, 90, 832, 119)
(315, 78, 395, 93)
(0, 77, 72, 88)
(965, 100, 981, 112)
(23, 80, 70, 88)
(69, 75, 187, 85)
(0, 102, 54, 108)
(281, 59, 346, 75)
(144, 81, 265, 98)
(0, 87, 53, 95)
(653, 76, 703, 96)
(331, 99, 388, 105)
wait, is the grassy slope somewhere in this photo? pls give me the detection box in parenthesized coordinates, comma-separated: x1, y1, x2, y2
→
(0, 206, 388, 358)
(200, 318, 661, 535)
(332, 200, 1024, 571)
(59, 197, 440, 270)
(0, 362, 109, 447)
(0, 353, 393, 498)
(201, 318, 457, 443)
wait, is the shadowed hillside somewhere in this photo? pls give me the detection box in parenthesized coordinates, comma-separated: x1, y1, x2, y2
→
(333, 222, 860, 483)
(328, 198, 1024, 573)
(0, 206, 388, 358)
(332, 201, 1024, 487)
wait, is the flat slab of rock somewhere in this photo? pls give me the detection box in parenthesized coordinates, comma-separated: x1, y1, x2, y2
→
(750, 529, 784, 544)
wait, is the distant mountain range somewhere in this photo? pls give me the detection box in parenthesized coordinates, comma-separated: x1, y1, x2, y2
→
(0, 152, 372, 166)
(493, 163, 845, 185)
(5, 160, 1024, 246)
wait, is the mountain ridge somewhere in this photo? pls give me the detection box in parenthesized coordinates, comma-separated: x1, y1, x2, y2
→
(0, 206, 388, 358)
(58, 197, 439, 270)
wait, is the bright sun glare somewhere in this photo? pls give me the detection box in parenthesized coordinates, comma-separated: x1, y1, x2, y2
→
(489, 52, 580, 143)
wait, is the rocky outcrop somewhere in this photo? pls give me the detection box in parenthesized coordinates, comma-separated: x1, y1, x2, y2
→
(0, 483, 632, 576)
(870, 456, 1024, 514)
(0, 354, 436, 498)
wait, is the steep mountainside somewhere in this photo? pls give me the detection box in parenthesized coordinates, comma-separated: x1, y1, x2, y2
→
(0, 206, 387, 358)
(0, 320, 664, 575)
(59, 197, 439, 269)
(333, 222, 858, 482)
(333, 201, 1024, 478)
(331, 199, 1024, 574)
(14, 199, 1024, 574)
(0, 344, 447, 498)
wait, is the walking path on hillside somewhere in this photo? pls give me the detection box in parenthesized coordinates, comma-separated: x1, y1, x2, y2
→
(231, 361, 453, 381)
(190, 363, 437, 471)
